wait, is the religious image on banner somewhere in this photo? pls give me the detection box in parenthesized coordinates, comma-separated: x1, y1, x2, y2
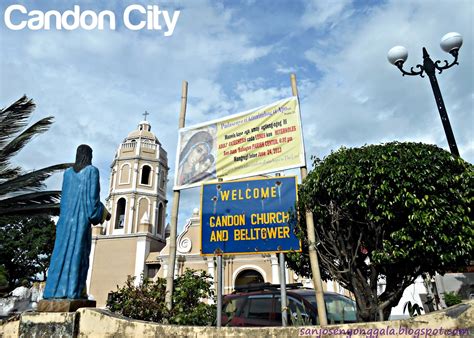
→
(177, 125, 217, 186)
(174, 96, 305, 190)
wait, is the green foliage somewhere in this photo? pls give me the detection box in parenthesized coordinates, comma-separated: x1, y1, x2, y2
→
(169, 269, 216, 325)
(0, 95, 71, 217)
(107, 275, 168, 323)
(107, 269, 216, 326)
(403, 301, 422, 317)
(0, 215, 55, 291)
(443, 292, 462, 307)
(0, 265, 8, 293)
(286, 142, 473, 322)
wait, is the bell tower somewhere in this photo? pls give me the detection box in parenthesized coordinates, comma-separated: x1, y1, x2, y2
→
(105, 118, 168, 237)
(87, 117, 169, 306)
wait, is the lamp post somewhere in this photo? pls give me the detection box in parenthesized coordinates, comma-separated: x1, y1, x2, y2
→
(387, 32, 463, 157)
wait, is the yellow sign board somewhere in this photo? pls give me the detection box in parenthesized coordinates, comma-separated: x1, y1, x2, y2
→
(174, 96, 305, 190)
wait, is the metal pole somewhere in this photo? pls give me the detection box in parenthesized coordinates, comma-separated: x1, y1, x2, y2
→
(216, 254, 223, 328)
(291, 73, 328, 326)
(165, 80, 188, 310)
(279, 252, 288, 327)
(422, 48, 460, 157)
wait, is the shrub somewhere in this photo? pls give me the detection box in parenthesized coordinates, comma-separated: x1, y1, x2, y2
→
(107, 269, 216, 326)
(443, 291, 462, 307)
(168, 269, 216, 325)
(107, 275, 168, 323)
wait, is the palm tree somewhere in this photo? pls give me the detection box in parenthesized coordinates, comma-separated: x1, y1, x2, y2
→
(0, 95, 71, 216)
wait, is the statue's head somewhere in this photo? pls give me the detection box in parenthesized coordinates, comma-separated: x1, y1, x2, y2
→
(73, 144, 93, 172)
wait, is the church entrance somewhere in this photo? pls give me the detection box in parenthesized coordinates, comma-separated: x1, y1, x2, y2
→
(234, 269, 264, 287)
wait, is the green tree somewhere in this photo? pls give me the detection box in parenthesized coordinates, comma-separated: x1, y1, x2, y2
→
(286, 142, 473, 322)
(0, 215, 56, 290)
(0, 95, 71, 216)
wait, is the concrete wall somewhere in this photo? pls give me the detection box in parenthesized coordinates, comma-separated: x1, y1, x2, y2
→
(2, 300, 473, 338)
(89, 237, 137, 306)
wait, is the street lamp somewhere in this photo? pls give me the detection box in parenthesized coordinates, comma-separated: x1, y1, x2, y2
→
(387, 32, 463, 157)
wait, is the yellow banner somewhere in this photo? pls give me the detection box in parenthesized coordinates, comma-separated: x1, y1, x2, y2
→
(174, 96, 305, 190)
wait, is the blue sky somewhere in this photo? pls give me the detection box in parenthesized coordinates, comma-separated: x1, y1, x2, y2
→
(1, 0, 472, 229)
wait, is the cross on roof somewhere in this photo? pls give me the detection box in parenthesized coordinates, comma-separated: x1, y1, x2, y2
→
(143, 111, 149, 121)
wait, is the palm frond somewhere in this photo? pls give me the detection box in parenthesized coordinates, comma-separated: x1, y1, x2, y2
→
(0, 95, 35, 148)
(0, 117, 54, 168)
(0, 190, 61, 206)
(0, 202, 61, 216)
(0, 95, 71, 217)
(0, 191, 62, 216)
(0, 163, 72, 198)
(0, 166, 22, 180)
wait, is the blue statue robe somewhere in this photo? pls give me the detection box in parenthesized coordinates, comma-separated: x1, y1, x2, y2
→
(43, 165, 104, 299)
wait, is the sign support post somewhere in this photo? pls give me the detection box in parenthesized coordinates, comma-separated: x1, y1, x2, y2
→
(165, 80, 188, 310)
(291, 73, 328, 326)
(279, 251, 288, 327)
(216, 250, 223, 328)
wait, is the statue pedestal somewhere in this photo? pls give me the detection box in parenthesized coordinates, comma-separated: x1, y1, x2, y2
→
(37, 299, 96, 312)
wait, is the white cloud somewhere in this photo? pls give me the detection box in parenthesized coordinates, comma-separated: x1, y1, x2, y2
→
(275, 63, 298, 74)
(300, 0, 473, 161)
(300, 0, 354, 29)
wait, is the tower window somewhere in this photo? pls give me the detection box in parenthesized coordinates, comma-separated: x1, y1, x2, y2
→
(160, 170, 166, 189)
(119, 163, 130, 184)
(141, 165, 152, 185)
(158, 203, 164, 235)
(115, 198, 126, 229)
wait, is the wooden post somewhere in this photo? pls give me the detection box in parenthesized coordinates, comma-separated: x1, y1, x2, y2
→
(279, 252, 288, 326)
(291, 73, 328, 326)
(216, 253, 223, 327)
(165, 80, 188, 310)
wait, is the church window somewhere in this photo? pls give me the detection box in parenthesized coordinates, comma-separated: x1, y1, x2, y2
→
(119, 164, 130, 184)
(138, 198, 150, 223)
(158, 203, 164, 234)
(147, 264, 160, 279)
(159, 170, 166, 189)
(141, 165, 152, 185)
(115, 198, 126, 229)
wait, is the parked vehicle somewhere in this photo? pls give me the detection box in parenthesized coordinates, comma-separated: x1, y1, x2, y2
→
(222, 283, 357, 326)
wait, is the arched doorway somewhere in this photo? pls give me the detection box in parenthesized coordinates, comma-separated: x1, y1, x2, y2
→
(234, 269, 264, 287)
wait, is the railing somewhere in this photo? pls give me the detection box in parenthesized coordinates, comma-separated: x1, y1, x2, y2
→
(122, 142, 136, 149)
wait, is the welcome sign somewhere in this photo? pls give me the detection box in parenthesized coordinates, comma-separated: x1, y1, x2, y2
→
(200, 176, 301, 255)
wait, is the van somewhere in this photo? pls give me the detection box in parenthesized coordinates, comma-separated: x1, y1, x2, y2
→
(222, 283, 357, 326)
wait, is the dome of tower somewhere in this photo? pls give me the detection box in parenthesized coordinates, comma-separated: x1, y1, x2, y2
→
(126, 120, 158, 142)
